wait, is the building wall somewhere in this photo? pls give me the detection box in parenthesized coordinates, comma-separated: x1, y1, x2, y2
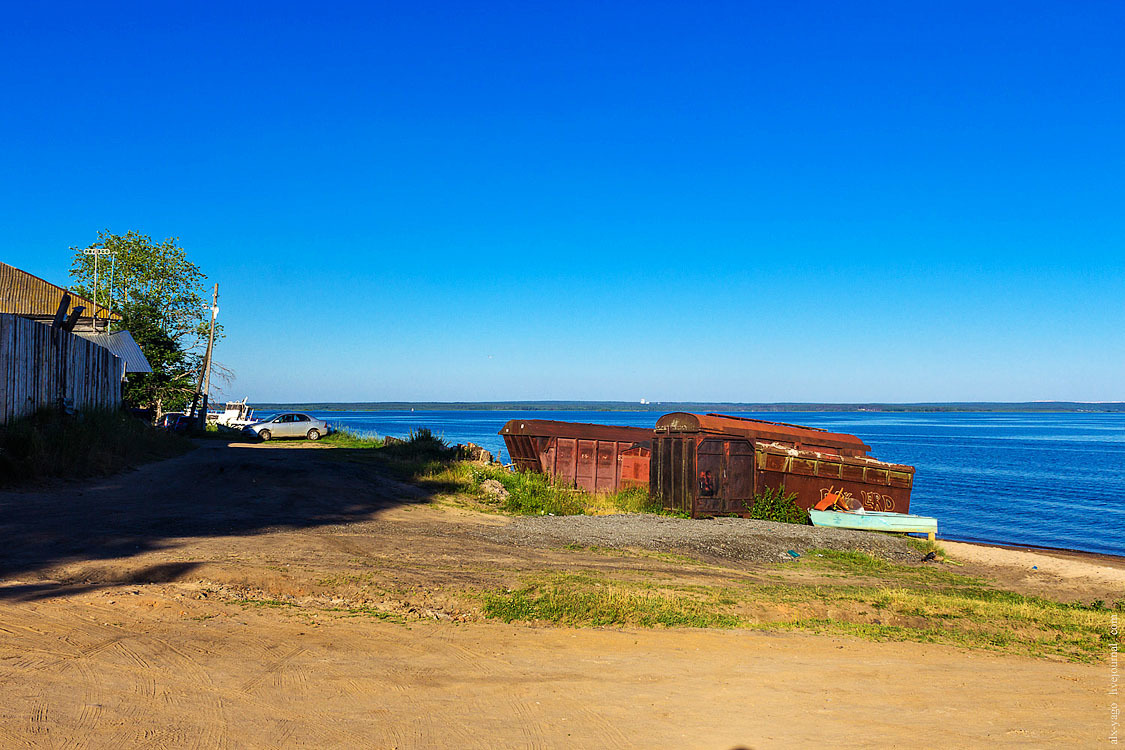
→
(0, 314, 121, 424)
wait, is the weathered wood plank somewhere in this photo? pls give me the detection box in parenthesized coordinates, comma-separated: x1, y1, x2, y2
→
(0, 314, 122, 424)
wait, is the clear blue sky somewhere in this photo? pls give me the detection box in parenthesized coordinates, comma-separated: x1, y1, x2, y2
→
(2, 2, 1122, 403)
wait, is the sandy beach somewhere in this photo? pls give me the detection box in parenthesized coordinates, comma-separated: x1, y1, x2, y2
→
(0, 441, 1116, 748)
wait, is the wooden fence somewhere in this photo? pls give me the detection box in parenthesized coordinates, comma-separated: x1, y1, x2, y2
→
(0, 314, 121, 424)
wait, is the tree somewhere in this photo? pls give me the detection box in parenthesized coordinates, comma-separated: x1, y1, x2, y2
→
(69, 230, 222, 414)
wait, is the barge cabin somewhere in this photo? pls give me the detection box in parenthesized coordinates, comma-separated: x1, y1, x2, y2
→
(650, 413, 915, 518)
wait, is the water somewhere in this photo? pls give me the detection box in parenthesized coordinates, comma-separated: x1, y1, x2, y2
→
(301, 409, 1125, 557)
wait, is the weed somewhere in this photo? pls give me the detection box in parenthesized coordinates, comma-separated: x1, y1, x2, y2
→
(907, 537, 948, 558)
(0, 408, 190, 486)
(743, 487, 810, 525)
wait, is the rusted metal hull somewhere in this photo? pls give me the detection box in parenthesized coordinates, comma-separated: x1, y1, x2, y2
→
(755, 444, 914, 514)
(500, 413, 915, 515)
(499, 419, 652, 494)
(650, 414, 914, 518)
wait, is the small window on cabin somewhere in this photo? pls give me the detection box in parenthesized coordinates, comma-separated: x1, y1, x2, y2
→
(296, 414, 309, 422)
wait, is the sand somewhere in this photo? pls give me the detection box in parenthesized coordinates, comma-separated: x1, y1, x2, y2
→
(0, 440, 1114, 748)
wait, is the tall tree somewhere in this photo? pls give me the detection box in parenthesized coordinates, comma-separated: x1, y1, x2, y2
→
(69, 230, 221, 413)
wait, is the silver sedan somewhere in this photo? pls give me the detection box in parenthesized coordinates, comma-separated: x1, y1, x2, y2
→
(243, 413, 330, 441)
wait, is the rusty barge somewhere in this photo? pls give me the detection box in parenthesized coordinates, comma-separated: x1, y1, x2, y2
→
(499, 412, 915, 519)
(499, 419, 652, 494)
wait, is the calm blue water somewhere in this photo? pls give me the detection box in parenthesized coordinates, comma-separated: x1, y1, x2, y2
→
(297, 410, 1125, 557)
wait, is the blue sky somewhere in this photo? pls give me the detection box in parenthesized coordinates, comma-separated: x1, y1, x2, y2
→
(2, 2, 1122, 402)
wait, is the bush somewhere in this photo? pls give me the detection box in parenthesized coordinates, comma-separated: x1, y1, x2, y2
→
(0, 408, 190, 486)
(744, 486, 810, 524)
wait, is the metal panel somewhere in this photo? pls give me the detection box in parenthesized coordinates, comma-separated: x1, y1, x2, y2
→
(572, 439, 594, 491)
(754, 444, 915, 514)
(74, 330, 152, 373)
(654, 412, 871, 456)
(499, 419, 651, 494)
(595, 441, 617, 493)
(724, 441, 755, 511)
(619, 444, 650, 489)
(554, 437, 578, 485)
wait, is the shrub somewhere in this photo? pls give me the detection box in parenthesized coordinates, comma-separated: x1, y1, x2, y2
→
(744, 486, 810, 524)
(0, 408, 190, 486)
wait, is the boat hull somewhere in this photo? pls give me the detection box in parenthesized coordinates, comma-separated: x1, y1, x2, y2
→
(809, 509, 937, 538)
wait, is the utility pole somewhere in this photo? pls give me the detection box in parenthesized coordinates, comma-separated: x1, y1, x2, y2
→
(202, 283, 219, 410)
(189, 283, 219, 430)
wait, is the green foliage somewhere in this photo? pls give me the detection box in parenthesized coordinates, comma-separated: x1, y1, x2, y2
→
(744, 486, 810, 524)
(0, 409, 190, 486)
(69, 230, 217, 412)
(382, 428, 453, 461)
(320, 427, 385, 448)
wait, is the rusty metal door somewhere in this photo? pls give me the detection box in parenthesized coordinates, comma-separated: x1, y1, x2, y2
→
(652, 436, 694, 514)
(722, 440, 755, 514)
(696, 439, 722, 516)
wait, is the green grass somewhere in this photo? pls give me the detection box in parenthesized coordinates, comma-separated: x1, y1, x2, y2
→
(477, 553, 1113, 661)
(458, 463, 669, 516)
(320, 427, 385, 448)
(482, 573, 740, 628)
(0, 408, 191, 486)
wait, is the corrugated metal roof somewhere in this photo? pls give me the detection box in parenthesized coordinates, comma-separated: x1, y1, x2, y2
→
(0, 262, 121, 320)
(74, 330, 153, 373)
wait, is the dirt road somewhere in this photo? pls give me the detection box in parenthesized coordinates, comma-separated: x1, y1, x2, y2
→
(0, 441, 1111, 748)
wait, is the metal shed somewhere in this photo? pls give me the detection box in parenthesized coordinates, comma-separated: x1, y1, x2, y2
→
(499, 419, 652, 494)
(650, 413, 914, 517)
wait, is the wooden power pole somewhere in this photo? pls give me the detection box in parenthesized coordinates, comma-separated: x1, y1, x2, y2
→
(191, 283, 219, 429)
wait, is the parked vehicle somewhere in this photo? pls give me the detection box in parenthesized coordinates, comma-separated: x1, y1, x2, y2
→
(242, 413, 329, 441)
(158, 413, 195, 433)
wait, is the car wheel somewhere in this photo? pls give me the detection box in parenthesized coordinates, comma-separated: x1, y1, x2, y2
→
(259, 429, 272, 441)
(307, 429, 321, 441)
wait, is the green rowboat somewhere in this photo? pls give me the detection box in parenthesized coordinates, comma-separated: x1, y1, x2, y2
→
(809, 509, 938, 540)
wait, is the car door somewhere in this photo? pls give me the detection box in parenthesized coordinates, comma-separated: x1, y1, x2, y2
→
(273, 414, 295, 437)
(294, 414, 311, 436)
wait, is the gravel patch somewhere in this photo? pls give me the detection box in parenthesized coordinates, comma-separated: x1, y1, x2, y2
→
(478, 514, 918, 564)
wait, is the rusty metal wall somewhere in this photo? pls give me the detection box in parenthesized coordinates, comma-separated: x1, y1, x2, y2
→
(619, 445, 650, 489)
(653, 434, 915, 517)
(0, 314, 121, 424)
(755, 446, 914, 513)
(499, 419, 652, 494)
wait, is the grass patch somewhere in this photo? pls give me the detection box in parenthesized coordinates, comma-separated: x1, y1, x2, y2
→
(0, 408, 191, 486)
(907, 536, 949, 558)
(461, 464, 670, 517)
(478, 556, 1111, 661)
(483, 574, 740, 628)
(321, 427, 385, 448)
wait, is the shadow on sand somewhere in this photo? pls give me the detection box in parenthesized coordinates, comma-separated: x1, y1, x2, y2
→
(0, 441, 448, 600)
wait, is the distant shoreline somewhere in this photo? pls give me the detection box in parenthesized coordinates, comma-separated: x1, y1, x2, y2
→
(254, 401, 1125, 413)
